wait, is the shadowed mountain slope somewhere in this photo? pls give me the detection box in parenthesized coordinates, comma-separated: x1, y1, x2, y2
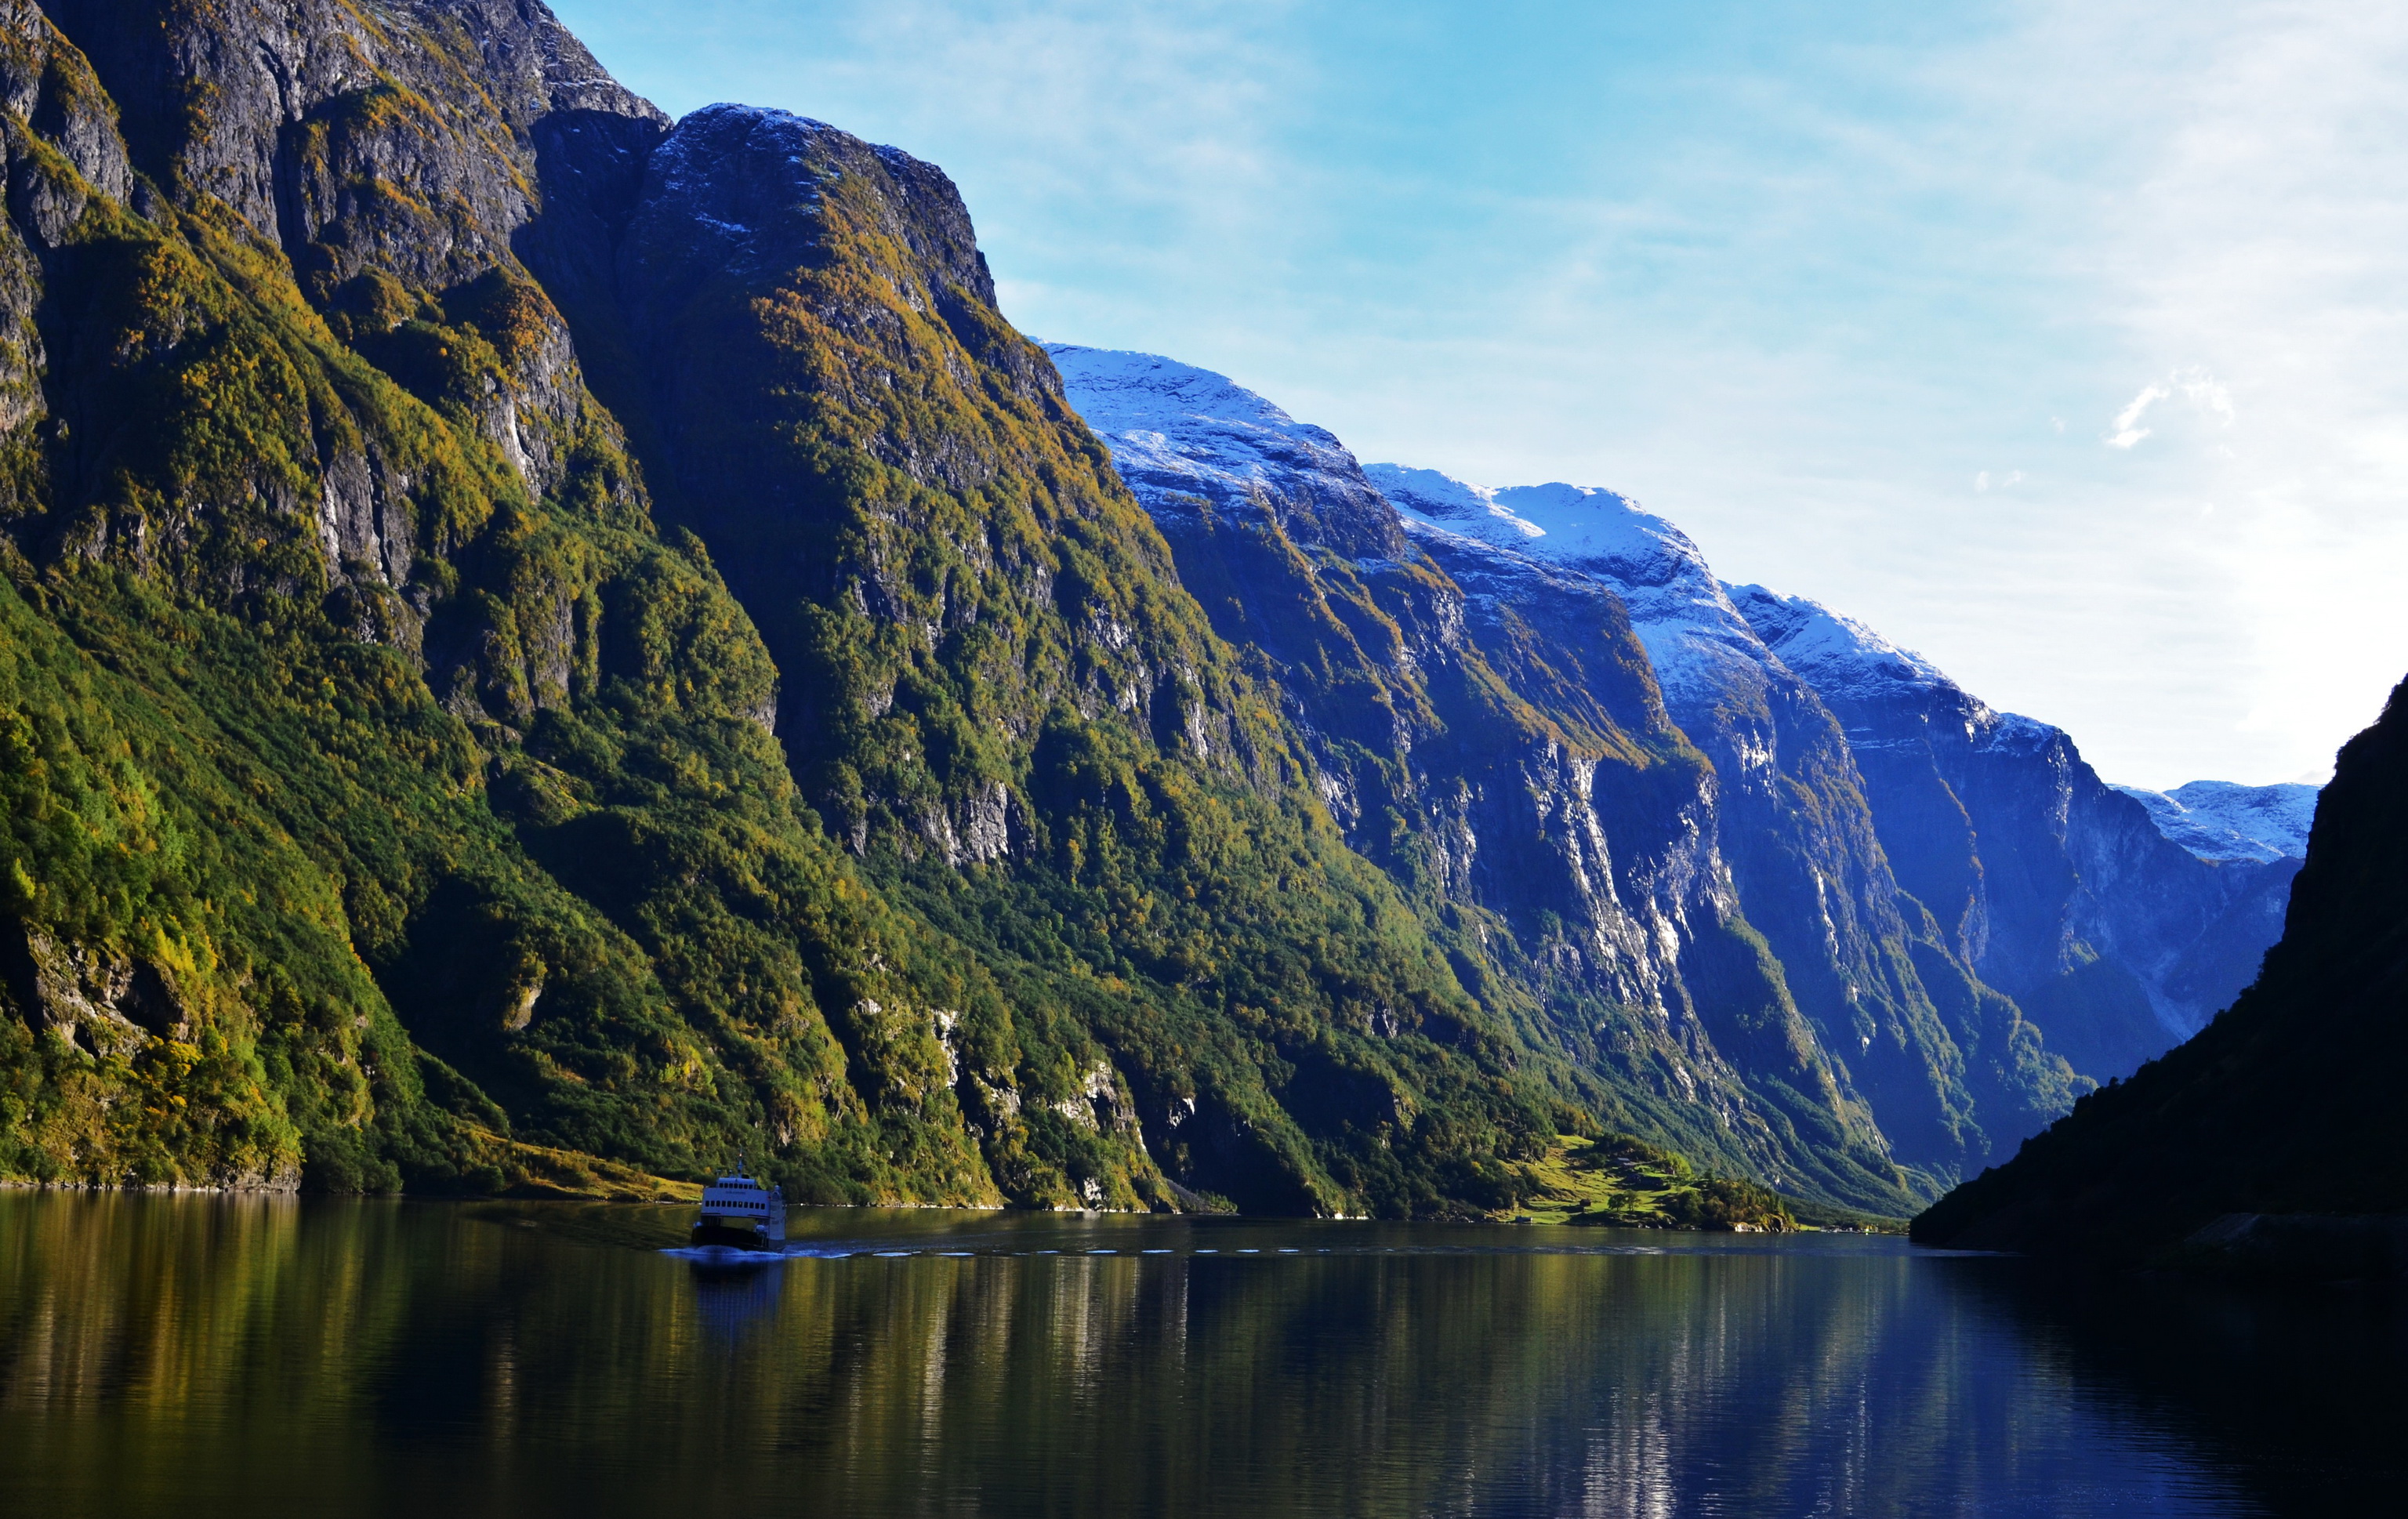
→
(1371, 466, 2083, 1187)
(1914, 676, 2405, 1262)
(1734, 586, 2305, 1070)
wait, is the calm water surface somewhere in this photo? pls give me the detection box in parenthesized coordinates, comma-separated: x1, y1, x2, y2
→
(1, 1194, 2400, 1517)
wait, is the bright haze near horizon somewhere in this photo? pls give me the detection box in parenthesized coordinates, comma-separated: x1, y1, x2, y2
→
(549, 0, 2408, 789)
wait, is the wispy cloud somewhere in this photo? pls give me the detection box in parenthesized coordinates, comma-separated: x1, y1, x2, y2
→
(2104, 368, 2233, 448)
(2106, 383, 2169, 448)
(2177, 368, 2235, 426)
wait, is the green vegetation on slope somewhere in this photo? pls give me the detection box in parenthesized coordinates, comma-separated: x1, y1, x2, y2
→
(600, 106, 1576, 1215)
(0, 5, 1589, 1217)
(1492, 1134, 1798, 1231)
(0, 15, 1135, 1209)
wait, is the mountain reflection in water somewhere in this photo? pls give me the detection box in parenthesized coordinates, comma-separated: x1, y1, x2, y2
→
(0, 1195, 2398, 1517)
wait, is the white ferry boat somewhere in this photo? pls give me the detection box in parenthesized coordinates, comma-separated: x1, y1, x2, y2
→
(690, 1161, 786, 1251)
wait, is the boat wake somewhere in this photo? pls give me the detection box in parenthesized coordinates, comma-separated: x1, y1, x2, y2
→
(662, 1244, 789, 1263)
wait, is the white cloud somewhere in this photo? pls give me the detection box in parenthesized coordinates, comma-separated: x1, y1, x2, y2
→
(2106, 382, 2169, 448)
(2104, 369, 2232, 450)
(2176, 367, 2235, 426)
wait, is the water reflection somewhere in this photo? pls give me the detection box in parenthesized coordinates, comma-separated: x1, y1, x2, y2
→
(0, 1195, 2395, 1517)
(688, 1261, 784, 1341)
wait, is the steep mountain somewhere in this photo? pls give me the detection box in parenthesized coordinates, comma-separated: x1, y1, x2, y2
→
(4, 0, 2306, 1224)
(1050, 346, 2082, 1205)
(1043, 343, 2316, 1205)
(1735, 588, 2305, 1060)
(0, 0, 1580, 1216)
(1914, 676, 2408, 1263)
(1364, 466, 2082, 1182)
(0, 0, 1041, 1202)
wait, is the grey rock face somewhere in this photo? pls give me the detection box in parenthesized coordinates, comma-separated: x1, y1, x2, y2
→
(13, 0, 684, 731)
(37, 0, 662, 509)
(1050, 345, 1927, 1209)
(0, 920, 186, 1057)
(1733, 585, 2301, 1059)
(1370, 470, 2083, 1181)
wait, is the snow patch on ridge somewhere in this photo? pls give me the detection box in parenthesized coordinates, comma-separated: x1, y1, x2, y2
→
(1729, 582, 2072, 760)
(1724, 583, 1951, 701)
(1041, 343, 1367, 520)
(1366, 464, 1767, 705)
(2109, 781, 2320, 864)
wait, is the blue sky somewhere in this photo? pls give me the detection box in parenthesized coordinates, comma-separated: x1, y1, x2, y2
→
(549, 0, 2408, 788)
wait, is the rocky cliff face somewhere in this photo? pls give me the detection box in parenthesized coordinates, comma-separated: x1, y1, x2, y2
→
(1050, 346, 2084, 1205)
(1368, 469, 2093, 1183)
(1735, 588, 2305, 1065)
(1914, 674, 2408, 1262)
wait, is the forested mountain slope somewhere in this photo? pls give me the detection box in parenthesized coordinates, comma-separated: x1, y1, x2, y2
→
(0, 0, 1873, 1218)
(0, 0, 1039, 1202)
(1914, 676, 2408, 1262)
(0, 0, 1570, 1214)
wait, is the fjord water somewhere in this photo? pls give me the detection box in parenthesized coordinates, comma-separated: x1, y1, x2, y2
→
(1, 1196, 2397, 1517)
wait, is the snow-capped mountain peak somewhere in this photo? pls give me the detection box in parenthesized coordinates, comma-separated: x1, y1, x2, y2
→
(1365, 463, 1764, 705)
(1725, 585, 1952, 701)
(2109, 780, 2321, 865)
(1040, 343, 1400, 554)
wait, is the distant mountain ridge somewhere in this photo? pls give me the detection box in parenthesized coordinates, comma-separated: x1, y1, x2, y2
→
(0, 0, 2316, 1221)
(1369, 466, 2308, 1053)
(2111, 781, 2319, 865)
(1914, 676, 2406, 1263)
(1049, 342, 2309, 1199)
